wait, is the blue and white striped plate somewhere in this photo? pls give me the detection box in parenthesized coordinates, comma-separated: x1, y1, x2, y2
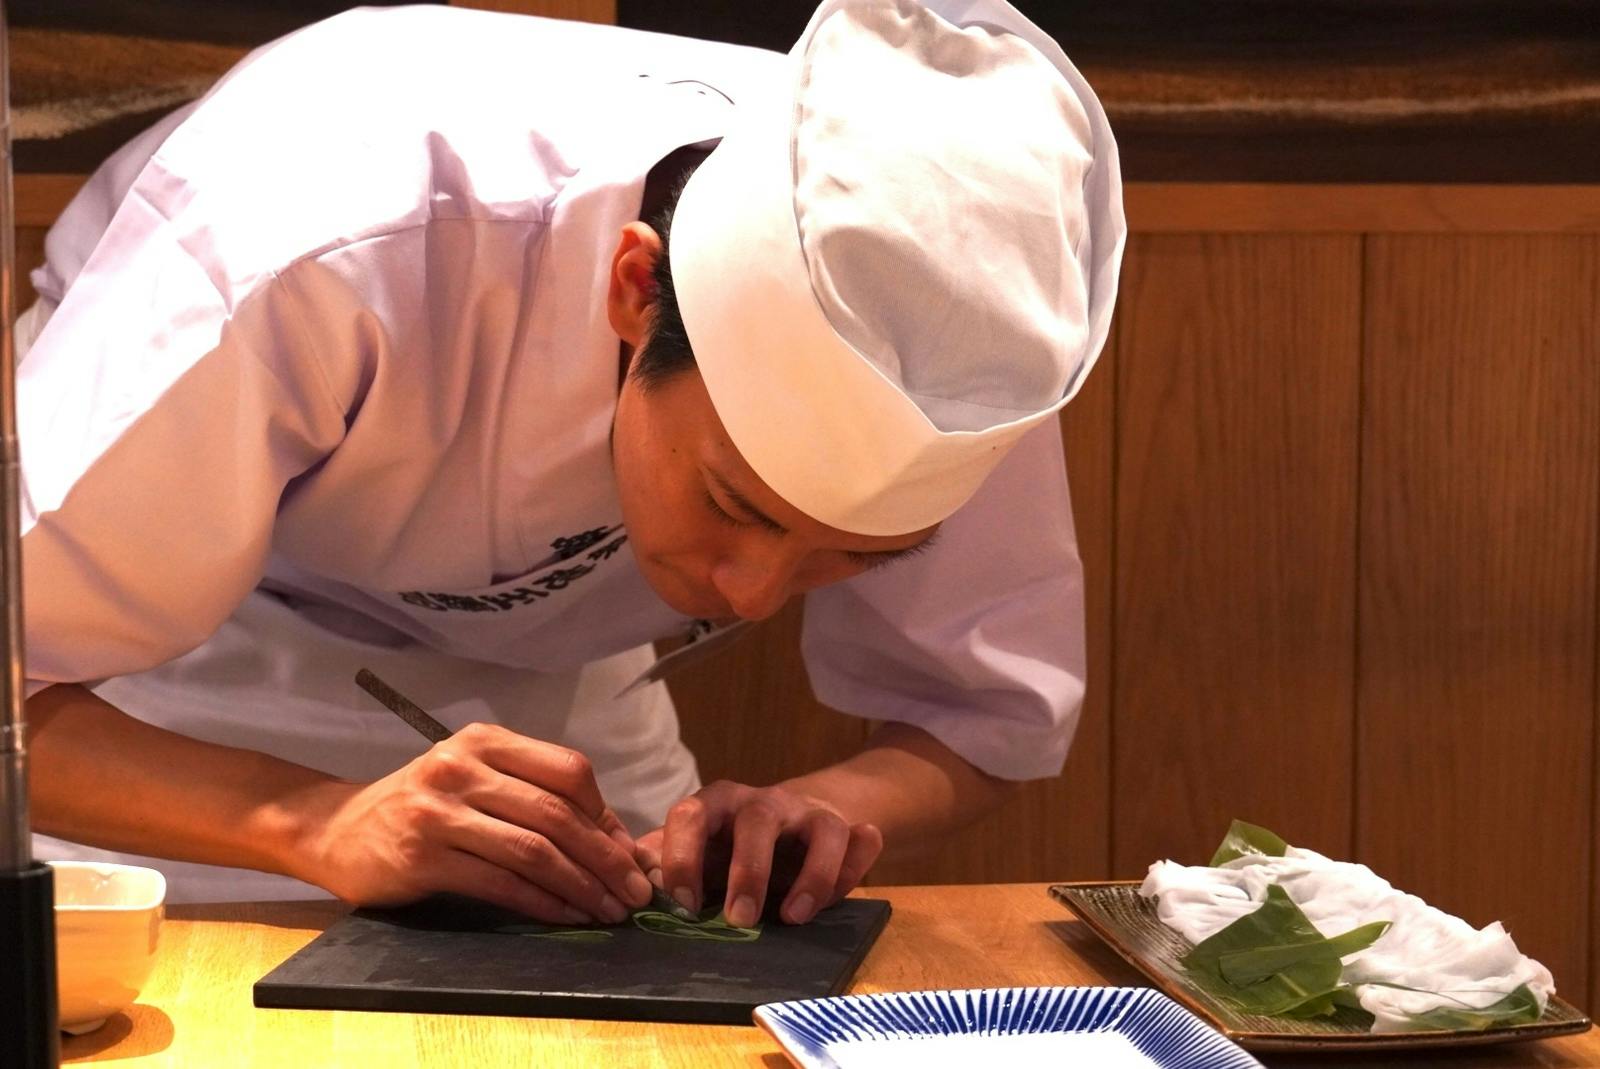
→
(754, 986, 1264, 1069)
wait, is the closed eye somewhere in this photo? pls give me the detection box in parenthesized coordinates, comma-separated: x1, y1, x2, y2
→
(703, 490, 747, 528)
(844, 533, 939, 571)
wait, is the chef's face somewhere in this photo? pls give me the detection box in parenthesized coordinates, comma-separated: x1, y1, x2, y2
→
(610, 368, 939, 622)
(607, 224, 939, 623)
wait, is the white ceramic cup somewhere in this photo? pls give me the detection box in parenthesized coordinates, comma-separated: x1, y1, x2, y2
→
(50, 860, 167, 1035)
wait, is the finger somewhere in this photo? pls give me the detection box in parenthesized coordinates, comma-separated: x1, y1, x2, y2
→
(723, 795, 785, 928)
(780, 811, 851, 925)
(460, 724, 611, 825)
(450, 805, 634, 923)
(473, 770, 653, 911)
(633, 830, 664, 882)
(440, 726, 647, 905)
(599, 806, 637, 855)
(661, 781, 746, 913)
(409, 737, 647, 908)
(431, 847, 595, 926)
(829, 822, 885, 905)
(661, 793, 715, 914)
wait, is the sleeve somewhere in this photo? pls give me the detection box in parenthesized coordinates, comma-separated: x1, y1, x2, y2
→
(20, 175, 348, 698)
(800, 418, 1087, 780)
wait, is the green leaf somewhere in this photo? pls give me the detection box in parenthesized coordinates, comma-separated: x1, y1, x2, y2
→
(495, 923, 614, 941)
(492, 906, 761, 943)
(631, 907, 761, 942)
(1209, 819, 1290, 866)
(1360, 982, 1543, 1031)
(1219, 921, 1390, 985)
(1182, 885, 1382, 1017)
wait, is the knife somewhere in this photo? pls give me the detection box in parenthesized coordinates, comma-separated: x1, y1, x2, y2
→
(353, 667, 697, 923)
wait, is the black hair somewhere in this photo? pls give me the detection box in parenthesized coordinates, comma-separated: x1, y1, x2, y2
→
(629, 155, 706, 393)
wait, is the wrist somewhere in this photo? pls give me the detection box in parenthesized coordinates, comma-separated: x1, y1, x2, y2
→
(248, 766, 363, 887)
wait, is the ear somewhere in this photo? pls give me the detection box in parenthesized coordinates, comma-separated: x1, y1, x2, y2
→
(607, 221, 664, 347)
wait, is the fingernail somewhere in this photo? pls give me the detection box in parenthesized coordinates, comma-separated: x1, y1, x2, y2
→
(673, 886, 697, 912)
(600, 893, 628, 924)
(625, 870, 654, 908)
(786, 893, 815, 924)
(561, 906, 592, 925)
(731, 894, 758, 927)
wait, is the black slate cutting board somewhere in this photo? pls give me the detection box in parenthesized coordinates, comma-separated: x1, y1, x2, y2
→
(253, 894, 891, 1024)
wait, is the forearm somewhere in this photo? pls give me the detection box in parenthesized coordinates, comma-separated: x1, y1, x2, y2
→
(26, 683, 350, 881)
(778, 720, 1017, 854)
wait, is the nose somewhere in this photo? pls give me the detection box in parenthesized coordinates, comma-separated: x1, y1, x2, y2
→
(709, 550, 795, 622)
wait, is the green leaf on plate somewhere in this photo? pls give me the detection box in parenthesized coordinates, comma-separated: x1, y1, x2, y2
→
(1182, 884, 1385, 1017)
(1361, 982, 1543, 1031)
(1208, 819, 1291, 866)
(1219, 920, 1390, 985)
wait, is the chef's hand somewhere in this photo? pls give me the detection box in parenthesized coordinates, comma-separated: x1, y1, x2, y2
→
(298, 723, 654, 925)
(635, 780, 884, 927)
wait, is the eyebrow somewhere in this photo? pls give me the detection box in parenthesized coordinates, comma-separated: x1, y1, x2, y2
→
(706, 469, 940, 563)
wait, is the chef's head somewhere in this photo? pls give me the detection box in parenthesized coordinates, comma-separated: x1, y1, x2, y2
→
(609, 0, 1124, 622)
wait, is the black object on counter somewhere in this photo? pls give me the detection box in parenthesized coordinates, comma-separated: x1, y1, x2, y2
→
(0, 862, 61, 1068)
(254, 894, 891, 1024)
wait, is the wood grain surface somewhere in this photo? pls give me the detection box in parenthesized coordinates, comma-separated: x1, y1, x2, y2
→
(20, 175, 1600, 237)
(1124, 185, 1600, 235)
(666, 603, 868, 802)
(1110, 234, 1363, 875)
(58, 887, 1600, 1068)
(1357, 234, 1600, 1011)
(15, 226, 45, 310)
(448, 0, 616, 24)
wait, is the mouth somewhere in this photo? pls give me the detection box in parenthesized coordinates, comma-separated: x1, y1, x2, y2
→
(642, 559, 732, 620)
(681, 590, 738, 623)
(688, 598, 737, 621)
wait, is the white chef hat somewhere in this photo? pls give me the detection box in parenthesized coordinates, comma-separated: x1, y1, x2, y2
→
(670, 0, 1125, 536)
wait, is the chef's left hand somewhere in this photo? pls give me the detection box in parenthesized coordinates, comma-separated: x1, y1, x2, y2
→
(635, 780, 883, 928)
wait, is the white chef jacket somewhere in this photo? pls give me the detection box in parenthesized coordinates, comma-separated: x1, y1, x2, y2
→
(20, 6, 1088, 901)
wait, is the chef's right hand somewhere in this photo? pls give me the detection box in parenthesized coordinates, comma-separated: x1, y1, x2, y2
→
(295, 722, 654, 924)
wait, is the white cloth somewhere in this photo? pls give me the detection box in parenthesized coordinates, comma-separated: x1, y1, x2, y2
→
(20, 5, 1088, 899)
(1140, 848, 1556, 1032)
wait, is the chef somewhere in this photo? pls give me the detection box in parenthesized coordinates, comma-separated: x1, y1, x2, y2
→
(20, 0, 1124, 930)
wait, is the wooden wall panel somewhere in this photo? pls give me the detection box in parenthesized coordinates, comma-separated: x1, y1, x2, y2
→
(1112, 234, 1363, 876)
(664, 603, 866, 797)
(448, 0, 616, 23)
(1359, 234, 1600, 1010)
(17, 227, 45, 310)
(16, 176, 83, 228)
(1126, 184, 1600, 235)
(871, 332, 1117, 886)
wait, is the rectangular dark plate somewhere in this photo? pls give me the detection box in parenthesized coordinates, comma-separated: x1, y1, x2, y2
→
(1050, 882, 1592, 1053)
(255, 894, 890, 1025)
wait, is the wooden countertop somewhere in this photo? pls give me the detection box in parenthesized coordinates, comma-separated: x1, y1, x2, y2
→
(59, 883, 1599, 1068)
